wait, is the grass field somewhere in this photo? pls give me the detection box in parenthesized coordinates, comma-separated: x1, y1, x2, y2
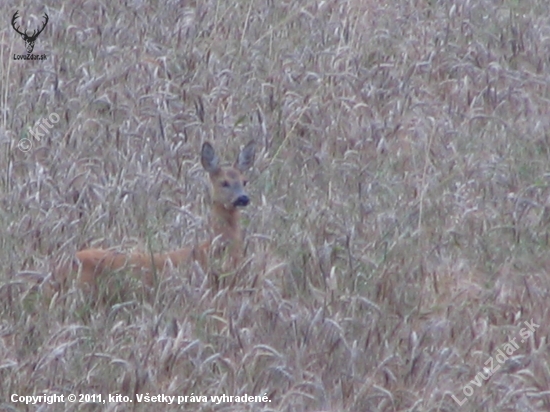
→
(1, 0, 550, 411)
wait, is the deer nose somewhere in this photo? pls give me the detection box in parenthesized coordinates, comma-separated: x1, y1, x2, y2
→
(233, 195, 249, 207)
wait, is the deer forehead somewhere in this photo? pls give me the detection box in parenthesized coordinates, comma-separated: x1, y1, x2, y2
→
(213, 168, 244, 182)
(226, 169, 242, 180)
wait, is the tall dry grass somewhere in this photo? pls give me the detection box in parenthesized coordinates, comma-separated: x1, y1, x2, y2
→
(1, 0, 550, 410)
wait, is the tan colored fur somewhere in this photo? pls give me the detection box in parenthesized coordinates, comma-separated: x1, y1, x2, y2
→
(55, 141, 255, 291)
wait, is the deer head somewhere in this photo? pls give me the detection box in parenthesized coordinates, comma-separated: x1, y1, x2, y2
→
(12, 11, 48, 54)
(201, 141, 256, 210)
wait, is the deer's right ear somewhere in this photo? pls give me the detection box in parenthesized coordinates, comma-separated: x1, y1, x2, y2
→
(201, 142, 220, 174)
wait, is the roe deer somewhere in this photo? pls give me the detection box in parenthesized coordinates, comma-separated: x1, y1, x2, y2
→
(53, 141, 255, 292)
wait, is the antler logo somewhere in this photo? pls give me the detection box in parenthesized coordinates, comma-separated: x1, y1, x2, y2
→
(11, 11, 48, 54)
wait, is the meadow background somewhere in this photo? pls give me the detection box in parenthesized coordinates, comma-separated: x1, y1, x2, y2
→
(1, 0, 550, 410)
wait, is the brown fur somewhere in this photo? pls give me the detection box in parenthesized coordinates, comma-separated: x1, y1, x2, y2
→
(54, 141, 255, 292)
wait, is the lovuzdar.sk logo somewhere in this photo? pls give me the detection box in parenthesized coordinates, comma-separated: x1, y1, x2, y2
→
(11, 10, 48, 60)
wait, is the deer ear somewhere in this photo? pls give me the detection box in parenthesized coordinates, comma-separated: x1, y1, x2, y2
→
(235, 140, 255, 172)
(201, 142, 220, 174)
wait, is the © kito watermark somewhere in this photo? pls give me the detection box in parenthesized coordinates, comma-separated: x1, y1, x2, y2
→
(11, 10, 48, 60)
(18, 112, 60, 152)
(452, 318, 539, 406)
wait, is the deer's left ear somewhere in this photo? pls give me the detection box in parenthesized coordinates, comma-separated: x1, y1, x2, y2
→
(235, 140, 255, 172)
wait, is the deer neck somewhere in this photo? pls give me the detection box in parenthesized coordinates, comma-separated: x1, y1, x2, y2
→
(211, 201, 241, 244)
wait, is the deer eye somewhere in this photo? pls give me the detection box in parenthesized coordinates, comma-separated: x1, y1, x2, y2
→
(242, 180, 248, 186)
(221, 181, 230, 188)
